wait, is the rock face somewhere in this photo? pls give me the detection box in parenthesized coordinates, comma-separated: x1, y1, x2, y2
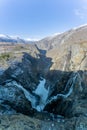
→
(0, 81, 35, 116)
(0, 114, 87, 130)
(0, 25, 87, 129)
(44, 25, 87, 118)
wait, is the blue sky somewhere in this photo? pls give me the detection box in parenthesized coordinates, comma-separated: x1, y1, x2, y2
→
(0, 0, 87, 40)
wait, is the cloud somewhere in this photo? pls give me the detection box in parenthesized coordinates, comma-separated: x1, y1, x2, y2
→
(74, 6, 87, 19)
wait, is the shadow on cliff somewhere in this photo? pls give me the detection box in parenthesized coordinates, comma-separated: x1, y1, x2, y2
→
(44, 69, 87, 118)
(0, 51, 53, 90)
(0, 51, 87, 119)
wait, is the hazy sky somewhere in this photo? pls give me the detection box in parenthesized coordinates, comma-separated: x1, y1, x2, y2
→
(0, 0, 87, 39)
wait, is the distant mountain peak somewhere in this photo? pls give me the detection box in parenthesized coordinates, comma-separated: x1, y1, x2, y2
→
(0, 34, 38, 43)
(0, 34, 10, 39)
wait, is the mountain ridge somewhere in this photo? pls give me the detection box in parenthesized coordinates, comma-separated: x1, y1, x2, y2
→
(1, 24, 87, 45)
(0, 34, 36, 43)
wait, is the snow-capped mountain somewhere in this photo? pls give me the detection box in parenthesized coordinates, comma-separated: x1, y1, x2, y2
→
(0, 34, 36, 43)
(0, 24, 87, 129)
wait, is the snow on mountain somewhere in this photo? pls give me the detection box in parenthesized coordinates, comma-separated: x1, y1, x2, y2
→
(26, 38, 40, 41)
(71, 24, 87, 30)
(0, 34, 11, 39)
(0, 34, 38, 43)
(1, 24, 87, 44)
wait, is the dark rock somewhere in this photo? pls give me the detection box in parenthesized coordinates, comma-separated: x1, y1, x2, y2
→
(0, 82, 35, 116)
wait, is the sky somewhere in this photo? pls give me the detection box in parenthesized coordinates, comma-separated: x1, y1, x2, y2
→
(0, 0, 87, 40)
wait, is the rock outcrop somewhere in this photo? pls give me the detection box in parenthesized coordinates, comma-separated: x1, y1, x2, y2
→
(0, 25, 87, 129)
(0, 114, 87, 130)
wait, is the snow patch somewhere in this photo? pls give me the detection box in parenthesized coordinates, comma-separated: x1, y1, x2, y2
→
(47, 73, 77, 104)
(34, 78, 49, 111)
(11, 81, 37, 108)
(0, 34, 10, 39)
(73, 24, 87, 30)
(0, 34, 40, 42)
(26, 38, 40, 41)
(7, 78, 49, 112)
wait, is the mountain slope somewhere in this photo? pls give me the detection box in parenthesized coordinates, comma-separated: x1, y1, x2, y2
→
(0, 25, 87, 129)
(36, 24, 87, 51)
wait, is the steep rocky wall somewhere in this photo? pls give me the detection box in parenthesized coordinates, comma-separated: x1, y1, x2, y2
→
(0, 26, 87, 129)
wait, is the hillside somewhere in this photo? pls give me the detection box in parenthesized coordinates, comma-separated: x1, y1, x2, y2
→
(0, 25, 87, 129)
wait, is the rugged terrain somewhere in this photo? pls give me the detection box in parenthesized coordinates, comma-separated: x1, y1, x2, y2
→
(0, 25, 87, 129)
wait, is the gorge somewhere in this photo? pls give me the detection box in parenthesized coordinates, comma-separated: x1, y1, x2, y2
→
(0, 25, 87, 129)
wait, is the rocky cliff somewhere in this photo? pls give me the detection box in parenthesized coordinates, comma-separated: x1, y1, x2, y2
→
(0, 25, 87, 129)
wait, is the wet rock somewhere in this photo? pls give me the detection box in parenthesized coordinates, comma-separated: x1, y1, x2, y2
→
(0, 81, 35, 116)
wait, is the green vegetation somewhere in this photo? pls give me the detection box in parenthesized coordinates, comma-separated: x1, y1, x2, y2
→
(0, 52, 12, 61)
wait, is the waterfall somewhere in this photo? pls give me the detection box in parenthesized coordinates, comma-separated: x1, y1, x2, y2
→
(11, 78, 49, 112)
